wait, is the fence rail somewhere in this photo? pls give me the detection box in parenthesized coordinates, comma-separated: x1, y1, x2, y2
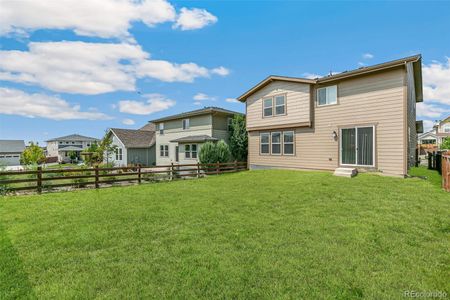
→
(442, 153, 450, 192)
(0, 161, 248, 194)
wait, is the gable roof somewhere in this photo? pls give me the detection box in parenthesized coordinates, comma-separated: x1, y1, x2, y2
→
(238, 55, 422, 102)
(46, 134, 99, 142)
(110, 128, 155, 148)
(139, 122, 156, 131)
(149, 106, 243, 123)
(0, 140, 26, 153)
(418, 131, 437, 140)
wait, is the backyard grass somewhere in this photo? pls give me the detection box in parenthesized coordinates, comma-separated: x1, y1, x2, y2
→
(0, 167, 449, 299)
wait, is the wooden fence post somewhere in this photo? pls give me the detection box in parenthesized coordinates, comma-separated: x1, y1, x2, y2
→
(37, 166, 42, 194)
(138, 165, 141, 184)
(171, 163, 174, 181)
(216, 161, 220, 175)
(197, 162, 200, 178)
(234, 160, 237, 172)
(95, 165, 99, 189)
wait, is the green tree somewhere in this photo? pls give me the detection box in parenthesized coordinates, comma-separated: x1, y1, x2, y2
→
(229, 115, 248, 161)
(98, 133, 117, 165)
(83, 142, 99, 165)
(441, 137, 450, 150)
(199, 140, 231, 164)
(20, 142, 46, 165)
(68, 151, 77, 163)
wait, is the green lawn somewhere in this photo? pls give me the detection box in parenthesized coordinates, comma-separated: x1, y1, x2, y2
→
(1, 167, 449, 299)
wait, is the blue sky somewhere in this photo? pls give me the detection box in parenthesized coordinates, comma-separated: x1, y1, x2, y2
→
(0, 0, 449, 144)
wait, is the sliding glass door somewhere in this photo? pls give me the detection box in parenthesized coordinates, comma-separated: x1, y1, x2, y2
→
(340, 126, 374, 167)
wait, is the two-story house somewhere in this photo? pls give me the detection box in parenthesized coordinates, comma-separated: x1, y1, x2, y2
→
(238, 55, 423, 177)
(433, 116, 450, 148)
(150, 107, 243, 165)
(46, 134, 99, 163)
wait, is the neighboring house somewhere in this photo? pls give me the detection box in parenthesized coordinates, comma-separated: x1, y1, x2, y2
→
(46, 134, 99, 163)
(0, 140, 25, 166)
(417, 130, 438, 155)
(238, 55, 423, 177)
(106, 123, 156, 166)
(150, 107, 243, 165)
(433, 116, 450, 148)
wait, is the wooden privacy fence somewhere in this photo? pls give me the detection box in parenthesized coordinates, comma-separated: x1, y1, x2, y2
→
(0, 161, 248, 194)
(442, 153, 450, 192)
(428, 151, 443, 174)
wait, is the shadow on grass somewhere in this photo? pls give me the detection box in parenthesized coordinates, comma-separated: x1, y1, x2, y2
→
(0, 222, 35, 299)
(409, 166, 443, 190)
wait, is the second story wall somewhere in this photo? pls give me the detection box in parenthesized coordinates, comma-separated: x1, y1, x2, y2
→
(246, 81, 311, 130)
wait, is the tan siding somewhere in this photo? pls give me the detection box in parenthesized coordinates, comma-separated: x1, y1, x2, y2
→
(248, 68, 407, 176)
(246, 81, 311, 129)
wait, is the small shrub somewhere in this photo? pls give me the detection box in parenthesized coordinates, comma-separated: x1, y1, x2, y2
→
(199, 140, 231, 165)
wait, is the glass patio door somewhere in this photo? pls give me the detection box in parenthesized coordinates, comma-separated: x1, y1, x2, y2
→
(340, 126, 374, 166)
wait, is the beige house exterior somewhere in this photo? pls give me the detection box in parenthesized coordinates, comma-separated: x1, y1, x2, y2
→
(46, 134, 99, 163)
(150, 107, 243, 166)
(238, 55, 423, 177)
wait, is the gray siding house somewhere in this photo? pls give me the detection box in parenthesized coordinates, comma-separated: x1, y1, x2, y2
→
(106, 123, 156, 166)
(150, 107, 243, 166)
(46, 134, 99, 163)
(0, 140, 26, 166)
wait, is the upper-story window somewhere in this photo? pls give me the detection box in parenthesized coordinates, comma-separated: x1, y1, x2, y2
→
(263, 94, 286, 117)
(182, 119, 190, 130)
(443, 124, 450, 133)
(317, 85, 337, 106)
(159, 123, 164, 135)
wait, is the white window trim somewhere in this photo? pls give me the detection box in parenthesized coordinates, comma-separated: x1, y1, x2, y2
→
(160, 145, 169, 157)
(271, 132, 282, 155)
(339, 125, 375, 168)
(263, 97, 273, 117)
(274, 95, 286, 116)
(317, 85, 338, 107)
(260, 133, 270, 155)
(282, 131, 295, 155)
(182, 119, 190, 130)
(184, 144, 198, 159)
(159, 122, 164, 135)
(115, 148, 123, 160)
(262, 94, 287, 118)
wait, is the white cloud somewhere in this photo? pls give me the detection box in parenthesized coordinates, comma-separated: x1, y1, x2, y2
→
(302, 73, 321, 79)
(225, 98, 239, 103)
(422, 120, 436, 132)
(193, 93, 216, 101)
(417, 102, 448, 118)
(0, 0, 216, 38)
(211, 66, 230, 76)
(422, 57, 450, 106)
(0, 87, 111, 120)
(122, 118, 135, 125)
(118, 93, 175, 115)
(173, 8, 217, 31)
(362, 53, 374, 59)
(0, 41, 229, 94)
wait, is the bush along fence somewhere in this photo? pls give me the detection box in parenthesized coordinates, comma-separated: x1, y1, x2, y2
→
(0, 161, 248, 195)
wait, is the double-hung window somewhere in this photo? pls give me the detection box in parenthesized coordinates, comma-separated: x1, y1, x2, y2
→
(274, 95, 286, 115)
(263, 98, 273, 117)
(263, 95, 286, 117)
(271, 132, 281, 155)
(283, 131, 294, 155)
(260, 131, 295, 155)
(159, 123, 164, 135)
(185, 144, 198, 159)
(160, 145, 169, 157)
(260, 133, 270, 154)
(317, 85, 337, 106)
(182, 119, 190, 130)
(227, 117, 233, 131)
(115, 148, 123, 160)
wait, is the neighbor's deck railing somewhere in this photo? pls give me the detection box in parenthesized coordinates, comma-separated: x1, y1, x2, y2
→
(0, 161, 248, 194)
(442, 153, 450, 192)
